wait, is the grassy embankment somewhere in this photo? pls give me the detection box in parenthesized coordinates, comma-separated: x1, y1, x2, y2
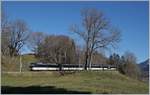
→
(2, 71, 149, 94)
(1, 55, 149, 94)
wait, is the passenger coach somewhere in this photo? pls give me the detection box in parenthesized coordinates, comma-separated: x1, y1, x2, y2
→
(30, 62, 116, 71)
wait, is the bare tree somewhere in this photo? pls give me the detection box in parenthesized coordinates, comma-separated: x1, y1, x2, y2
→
(76, 45, 84, 65)
(122, 51, 141, 79)
(8, 20, 29, 56)
(71, 8, 121, 70)
(2, 10, 29, 56)
(37, 35, 76, 67)
(1, 10, 11, 55)
(27, 32, 46, 55)
(92, 51, 107, 64)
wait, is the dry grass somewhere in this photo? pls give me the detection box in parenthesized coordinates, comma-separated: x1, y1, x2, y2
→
(1, 71, 149, 94)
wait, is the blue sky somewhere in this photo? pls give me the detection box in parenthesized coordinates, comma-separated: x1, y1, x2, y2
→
(2, 1, 149, 63)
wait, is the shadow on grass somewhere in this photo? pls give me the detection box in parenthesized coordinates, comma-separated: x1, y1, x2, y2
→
(2, 86, 91, 94)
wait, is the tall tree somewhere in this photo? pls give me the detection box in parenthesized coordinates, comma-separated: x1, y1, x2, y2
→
(71, 8, 121, 70)
(1, 10, 29, 56)
(8, 20, 29, 56)
(37, 35, 76, 66)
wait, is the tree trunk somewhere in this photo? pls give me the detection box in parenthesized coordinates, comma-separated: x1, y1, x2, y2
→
(84, 53, 88, 70)
(58, 63, 62, 71)
(88, 53, 92, 70)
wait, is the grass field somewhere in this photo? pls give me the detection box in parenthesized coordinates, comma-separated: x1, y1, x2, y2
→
(1, 71, 149, 94)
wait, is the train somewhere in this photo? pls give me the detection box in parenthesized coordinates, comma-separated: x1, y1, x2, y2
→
(29, 62, 116, 71)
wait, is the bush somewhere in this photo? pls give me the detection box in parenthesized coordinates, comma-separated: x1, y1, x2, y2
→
(123, 62, 141, 80)
(2, 55, 20, 72)
(108, 52, 141, 80)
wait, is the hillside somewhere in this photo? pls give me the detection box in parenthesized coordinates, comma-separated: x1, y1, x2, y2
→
(1, 71, 148, 94)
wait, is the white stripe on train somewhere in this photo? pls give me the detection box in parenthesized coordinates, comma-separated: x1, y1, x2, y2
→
(31, 67, 116, 71)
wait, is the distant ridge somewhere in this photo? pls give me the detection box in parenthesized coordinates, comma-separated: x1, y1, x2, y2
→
(138, 59, 149, 82)
(139, 59, 149, 71)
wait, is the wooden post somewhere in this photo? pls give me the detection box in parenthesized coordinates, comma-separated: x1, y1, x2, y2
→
(89, 54, 92, 70)
(65, 51, 66, 64)
(19, 54, 22, 73)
